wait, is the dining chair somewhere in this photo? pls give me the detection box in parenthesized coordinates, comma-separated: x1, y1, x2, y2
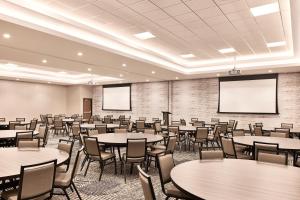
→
(191, 118, 198, 123)
(37, 125, 49, 147)
(14, 124, 27, 130)
(207, 125, 222, 149)
(8, 121, 19, 130)
(57, 139, 74, 172)
(171, 121, 181, 126)
(255, 122, 263, 127)
(115, 128, 127, 133)
(221, 137, 251, 159)
(29, 119, 38, 130)
(281, 123, 293, 129)
(54, 147, 83, 200)
(95, 124, 107, 134)
(122, 138, 147, 183)
(83, 136, 116, 181)
(193, 121, 205, 127)
(253, 141, 279, 160)
(104, 116, 112, 124)
(180, 119, 186, 126)
(16, 118, 25, 122)
(17, 138, 40, 148)
(137, 165, 156, 200)
(69, 124, 81, 142)
(88, 129, 98, 136)
(253, 126, 263, 136)
(152, 118, 159, 122)
(256, 149, 288, 165)
(144, 129, 155, 134)
(157, 154, 193, 200)
(136, 120, 145, 133)
(1, 159, 57, 200)
(139, 117, 146, 121)
(127, 121, 134, 132)
(168, 126, 184, 151)
(16, 131, 33, 146)
(190, 127, 208, 151)
(0, 117, 5, 122)
(199, 146, 224, 160)
(54, 120, 66, 136)
(270, 131, 289, 138)
(232, 129, 249, 154)
(211, 118, 220, 124)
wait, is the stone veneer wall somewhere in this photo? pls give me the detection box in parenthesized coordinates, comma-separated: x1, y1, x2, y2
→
(93, 73, 300, 129)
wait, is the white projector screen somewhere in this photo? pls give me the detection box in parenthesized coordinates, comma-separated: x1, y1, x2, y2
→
(218, 74, 278, 114)
(102, 84, 131, 111)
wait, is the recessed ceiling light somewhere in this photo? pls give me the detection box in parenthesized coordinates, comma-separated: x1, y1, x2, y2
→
(59, 71, 66, 74)
(180, 54, 195, 58)
(2, 33, 11, 39)
(42, 59, 47, 63)
(175, 77, 179, 80)
(218, 48, 236, 54)
(47, 81, 51, 84)
(250, 3, 279, 17)
(122, 63, 127, 67)
(5, 63, 18, 70)
(87, 68, 92, 72)
(151, 71, 155, 74)
(119, 74, 123, 77)
(268, 69, 273, 73)
(77, 52, 83, 56)
(146, 79, 149, 82)
(267, 41, 286, 48)
(134, 32, 155, 40)
(16, 78, 20, 81)
(119, 81, 122, 83)
(217, 73, 220, 77)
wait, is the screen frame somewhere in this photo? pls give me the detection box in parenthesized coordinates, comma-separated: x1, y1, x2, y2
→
(102, 83, 132, 111)
(218, 74, 279, 115)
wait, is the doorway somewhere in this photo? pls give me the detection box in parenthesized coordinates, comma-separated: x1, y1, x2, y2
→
(83, 98, 92, 120)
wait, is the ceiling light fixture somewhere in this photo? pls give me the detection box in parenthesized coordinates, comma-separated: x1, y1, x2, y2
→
(146, 79, 149, 82)
(122, 63, 127, 67)
(2, 33, 11, 39)
(77, 52, 83, 56)
(268, 69, 273, 73)
(42, 59, 47, 63)
(151, 71, 155, 74)
(250, 3, 279, 17)
(87, 68, 92, 72)
(119, 74, 123, 77)
(175, 77, 179, 80)
(218, 48, 236, 54)
(267, 41, 286, 48)
(180, 54, 195, 58)
(134, 32, 155, 40)
(47, 81, 51, 84)
(16, 78, 20, 81)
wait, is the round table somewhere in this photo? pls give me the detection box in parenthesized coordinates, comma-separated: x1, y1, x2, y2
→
(62, 118, 74, 122)
(0, 130, 39, 139)
(171, 159, 300, 200)
(233, 136, 300, 151)
(80, 123, 120, 129)
(0, 147, 69, 180)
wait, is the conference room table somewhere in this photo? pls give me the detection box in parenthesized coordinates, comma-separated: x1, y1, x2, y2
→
(0, 147, 69, 180)
(233, 136, 300, 164)
(94, 133, 163, 160)
(171, 159, 300, 200)
(0, 130, 39, 139)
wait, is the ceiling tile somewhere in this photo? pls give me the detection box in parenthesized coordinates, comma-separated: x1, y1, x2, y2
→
(129, 0, 158, 13)
(195, 6, 223, 19)
(150, 0, 182, 8)
(174, 12, 200, 23)
(163, 3, 191, 17)
(54, 0, 88, 10)
(183, 0, 215, 11)
(219, 0, 248, 14)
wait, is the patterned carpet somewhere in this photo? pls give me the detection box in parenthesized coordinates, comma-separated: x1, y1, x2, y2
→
(47, 135, 200, 200)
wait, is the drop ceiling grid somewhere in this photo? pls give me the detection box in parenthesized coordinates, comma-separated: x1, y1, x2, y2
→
(45, 0, 288, 61)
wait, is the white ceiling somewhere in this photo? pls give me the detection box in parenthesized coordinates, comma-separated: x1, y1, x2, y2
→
(0, 0, 299, 85)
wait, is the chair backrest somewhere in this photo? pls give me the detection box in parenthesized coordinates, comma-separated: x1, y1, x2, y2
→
(257, 149, 288, 165)
(211, 118, 220, 123)
(58, 139, 74, 160)
(232, 129, 245, 137)
(104, 116, 112, 124)
(16, 131, 33, 145)
(152, 118, 159, 122)
(165, 135, 177, 154)
(233, 121, 238, 130)
(46, 117, 53, 125)
(253, 126, 263, 136)
(248, 123, 253, 134)
(115, 128, 127, 133)
(16, 118, 25, 122)
(219, 123, 227, 133)
(126, 138, 146, 161)
(228, 120, 235, 128)
(0, 117, 5, 122)
(17, 138, 40, 148)
(199, 147, 224, 160)
(136, 120, 145, 132)
(221, 137, 236, 158)
(18, 159, 57, 199)
(195, 127, 208, 140)
(144, 129, 155, 134)
(71, 147, 84, 179)
(95, 125, 107, 134)
(139, 117, 146, 121)
(281, 123, 293, 129)
(213, 125, 222, 139)
(171, 121, 181, 126)
(253, 141, 279, 160)
(88, 129, 99, 136)
(275, 128, 290, 133)
(180, 119, 186, 126)
(9, 121, 20, 130)
(29, 119, 38, 130)
(15, 124, 27, 130)
(168, 126, 179, 135)
(72, 124, 81, 136)
(157, 154, 174, 187)
(137, 165, 156, 200)
(255, 122, 263, 127)
(54, 120, 63, 127)
(193, 121, 205, 127)
(83, 136, 101, 158)
(38, 125, 49, 146)
(270, 131, 289, 138)
(128, 121, 133, 132)
(154, 122, 162, 133)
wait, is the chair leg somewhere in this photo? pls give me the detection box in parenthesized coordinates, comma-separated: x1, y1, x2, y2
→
(130, 163, 133, 174)
(114, 158, 117, 175)
(84, 159, 91, 176)
(80, 155, 88, 171)
(62, 188, 70, 200)
(124, 162, 127, 183)
(99, 162, 104, 181)
(72, 182, 82, 200)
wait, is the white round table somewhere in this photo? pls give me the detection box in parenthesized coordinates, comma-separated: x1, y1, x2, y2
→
(171, 159, 300, 200)
(0, 130, 39, 139)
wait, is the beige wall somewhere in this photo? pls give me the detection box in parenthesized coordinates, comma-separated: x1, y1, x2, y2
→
(0, 80, 94, 121)
(0, 80, 67, 121)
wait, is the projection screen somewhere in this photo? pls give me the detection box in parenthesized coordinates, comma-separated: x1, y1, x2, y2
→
(102, 84, 131, 111)
(218, 74, 278, 114)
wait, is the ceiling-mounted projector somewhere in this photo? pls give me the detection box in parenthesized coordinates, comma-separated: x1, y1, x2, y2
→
(228, 56, 240, 75)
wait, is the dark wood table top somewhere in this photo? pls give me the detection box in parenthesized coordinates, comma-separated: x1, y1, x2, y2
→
(93, 133, 163, 146)
(171, 159, 300, 200)
(233, 136, 300, 150)
(0, 147, 69, 180)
